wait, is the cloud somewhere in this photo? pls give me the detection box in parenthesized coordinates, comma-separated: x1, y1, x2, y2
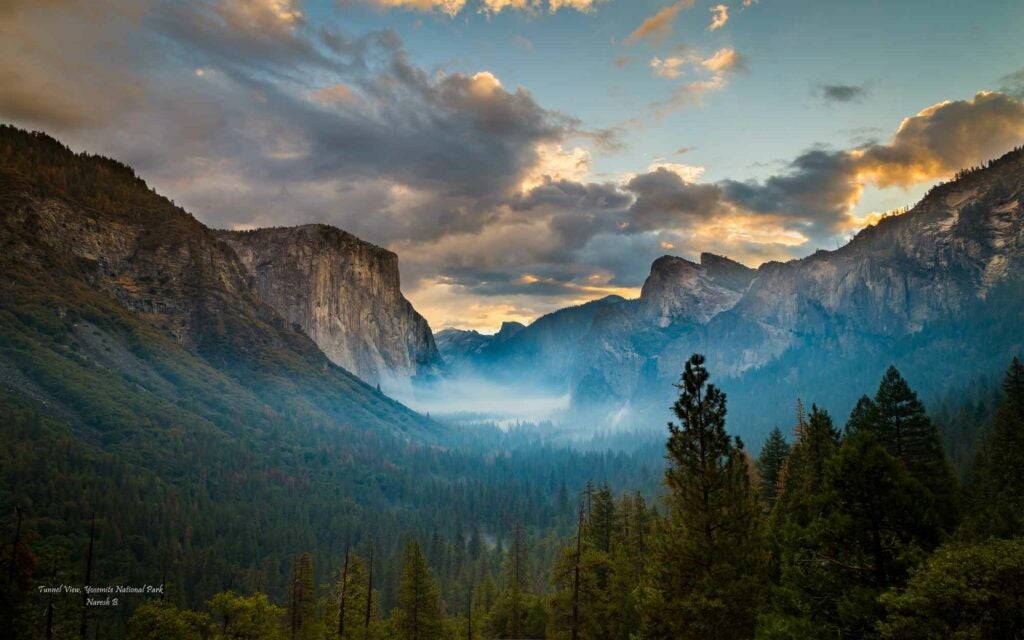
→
(647, 161, 705, 182)
(213, 0, 305, 36)
(0, 0, 149, 129)
(818, 83, 868, 104)
(650, 47, 744, 80)
(624, 168, 726, 232)
(702, 47, 745, 73)
(708, 4, 729, 30)
(624, 1, 695, 46)
(519, 144, 592, 191)
(853, 91, 1024, 188)
(650, 55, 688, 79)
(312, 83, 356, 104)
(648, 47, 746, 115)
(723, 91, 1024, 233)
(363, 0, 468, 16)
(546, 0, 607, 12)
(999, 67, 1024, 98)
(354, 0, 603, 15)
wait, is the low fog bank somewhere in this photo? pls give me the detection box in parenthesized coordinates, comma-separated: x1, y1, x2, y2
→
(391, 373, 670, 449)
(392, 374, 571, 425)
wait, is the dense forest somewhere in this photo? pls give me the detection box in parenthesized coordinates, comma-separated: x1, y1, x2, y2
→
(3, 353, 1022, 639)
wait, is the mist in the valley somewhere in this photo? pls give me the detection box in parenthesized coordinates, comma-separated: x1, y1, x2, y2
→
(391, 374, 571, 425)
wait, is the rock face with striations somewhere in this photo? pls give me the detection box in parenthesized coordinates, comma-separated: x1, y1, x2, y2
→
(217, 225, 440, 386)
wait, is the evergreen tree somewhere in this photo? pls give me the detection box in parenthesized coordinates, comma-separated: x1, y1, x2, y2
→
(872, 366, 959, 529)
(763, 433, 943, 638)
(207, 591, 286, 640)
(395, 540, 443, 640)
(330, 555, 372, 640)
(126, 601, 208, 640)
(287, 553, 319, 640)
(775, 405, 839, 520)
(845, 395, 879, 436)
(644, 354, 765, 640)
(756, 427, 789, 506)
(879, 537, 1024, 639)
(967, 356, 1024, 537)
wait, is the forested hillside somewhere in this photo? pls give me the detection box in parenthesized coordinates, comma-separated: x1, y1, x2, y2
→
(4, 353, 1022, 638)
(0, 126, 666, 636)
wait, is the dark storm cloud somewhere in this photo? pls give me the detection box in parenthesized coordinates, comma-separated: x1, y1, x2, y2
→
(625, 169, 726, 232)
(722, 149, 859, 236)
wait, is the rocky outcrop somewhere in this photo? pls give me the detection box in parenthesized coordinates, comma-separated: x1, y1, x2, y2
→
(435, 321, 527, 370)
(217, 225, 441, 386)
(639, 254, 752, 327)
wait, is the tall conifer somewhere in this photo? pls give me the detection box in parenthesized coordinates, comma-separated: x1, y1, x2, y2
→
(644, 354, 764, 640)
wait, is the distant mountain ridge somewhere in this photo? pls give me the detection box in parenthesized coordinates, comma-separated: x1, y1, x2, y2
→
(441, 146, 1024, 436)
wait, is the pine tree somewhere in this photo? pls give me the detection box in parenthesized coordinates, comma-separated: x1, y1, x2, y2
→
(756, 427, 789, 505)
(774, 404, 839, 526)
(786, 433, 942, 637)
(547, 500, 601, 640)
(586, 485, 619, 555)
(644, 354, 765, 640)
(396, 540, 443, 640)
(332, 555, 371, 640)
(287, 553, 318, 640)
(507, 522, 527, 638)
(207, 591, 286, 640)
(846, 395, 879, 436)
(872, 366, 959, 528)
(968, 357, 1024, 537)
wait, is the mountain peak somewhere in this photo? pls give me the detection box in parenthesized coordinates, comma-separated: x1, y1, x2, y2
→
(700, 252, 757, 292)
(640, 254, 745, 327)
(496, 321, 527, 341)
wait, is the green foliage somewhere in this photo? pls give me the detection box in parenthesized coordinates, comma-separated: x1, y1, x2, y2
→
(966, 357, 1024, 538)
(774, 403, 839, 526)
(645, 354, 766, 640)
(775, 432, 940, 637)
(756, 427, 789, 506)
(395, 540, 443, 640)
(879, 537, 1024, 639)
(870, 367, 961, 528)
(127, 600, 209, 640)
(328, 553, 376, 640)
(207, 591, 285, 640)
(287, 553, 319, 640)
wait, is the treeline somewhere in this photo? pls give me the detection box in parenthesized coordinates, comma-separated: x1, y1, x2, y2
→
(7, 354, 1020, 639)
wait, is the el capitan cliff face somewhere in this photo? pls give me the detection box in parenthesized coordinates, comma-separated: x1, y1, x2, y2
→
(217, 225, 440, 387)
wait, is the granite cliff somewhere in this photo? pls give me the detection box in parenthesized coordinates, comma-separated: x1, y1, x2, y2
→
(218, 225, 440, 387)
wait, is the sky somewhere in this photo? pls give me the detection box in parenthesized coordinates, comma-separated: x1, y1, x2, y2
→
(2, 0, 1024, 332)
